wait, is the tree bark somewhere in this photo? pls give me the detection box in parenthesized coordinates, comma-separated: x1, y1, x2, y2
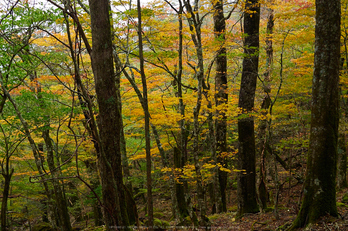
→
(237, 0, 260, 217)
(1, 168, 13, 231)
(258, 0, 274, 211)
(137, 0, 154, 228)
(213, 0, 228, 213)
(184, 0, 209, 226)
(88, 0, 130, 229)
(290, 0, 340, 228)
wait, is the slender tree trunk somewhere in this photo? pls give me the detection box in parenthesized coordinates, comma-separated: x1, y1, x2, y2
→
(83, 160, 103, 226)
(290, 0, 340, 228)
(88, 0, 130, 229)
(258, 0, 274, 211)
(0, 100, 14, 231)
(213, 0, 228, 213)
(1, 169, 13, 231)
(136, 0, 153, 229)
(0, 73, 58, 227)
(42, 129, 72, 231)
(169, 1, 191, 223)
(62, 7, 106, 226)
(237, 0, 260, 217)
(183, 0, 209, 226)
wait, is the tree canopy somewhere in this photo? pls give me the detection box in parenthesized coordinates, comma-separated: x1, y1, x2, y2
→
(0, 0, 347, 230)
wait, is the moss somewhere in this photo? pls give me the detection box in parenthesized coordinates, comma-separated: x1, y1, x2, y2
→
(161, 220, 170, 228)
(153, 218, 170, 229)
(176, 216, 192, 226)
(208, 214, 220, 220)
(275, 221, 292, 231)
(32, 222, 55, 231)
(263, 207, 274, 212)
(342, 193, 348, 203)
(153, 211, 165, 218)
(336, 202, 348, 208)
(228, 205, 238, 212)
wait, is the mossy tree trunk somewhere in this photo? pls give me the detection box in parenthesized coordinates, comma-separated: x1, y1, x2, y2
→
(174, 147, 190, 221)
(237, 0, 260, 217)
(257, 0, 274, 211)
(290, 0, 340, 228)
(0, 100, 14, 231)
(213, 0, 228, 213)
(1, 157, 14, 231)
(88, 0, 130, 229)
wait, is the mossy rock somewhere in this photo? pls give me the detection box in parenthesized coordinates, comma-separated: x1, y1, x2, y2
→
(342, 193, 348, 203)
(32, 222, 55, 231)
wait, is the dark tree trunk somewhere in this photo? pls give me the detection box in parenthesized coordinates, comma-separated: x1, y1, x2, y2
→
(174, 147, 190, 221)
(1, 169, 13, 231)
(290, 0, 340, 228)
(88, 0, 130, 229)
(213, 0, 228, 213)
(237, 0, 260, 217)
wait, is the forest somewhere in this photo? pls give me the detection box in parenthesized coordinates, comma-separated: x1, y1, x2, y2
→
(0, 0, 347, 230)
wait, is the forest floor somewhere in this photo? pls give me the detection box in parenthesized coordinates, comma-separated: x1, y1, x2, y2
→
(132, 184, 348, 231)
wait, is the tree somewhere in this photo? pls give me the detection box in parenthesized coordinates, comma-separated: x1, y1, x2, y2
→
(213, 0, 228, 213)
(88, 0, 130, 229)
(137, 0, 154, 228)
(237, 0, 260, 217)
(0, 121, 16, 231)
(257, 0, 274, 211)
(290, 0, 341, 228)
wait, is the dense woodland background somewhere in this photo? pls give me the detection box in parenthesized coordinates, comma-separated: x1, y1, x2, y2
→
(0, 0, 347, 230)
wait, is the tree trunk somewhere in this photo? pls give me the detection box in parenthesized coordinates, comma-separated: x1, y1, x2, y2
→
(88, 0, 130, 228)
(42, 129, 72, 231)
(213, 0, 228, 213)
(1, 169, 13, 231)
(63, 7, 106, 226)
(290, 0, 340, 228)
(171, 1, 192, 223)
(183, 0, 209, 226)
(136, 0, 153, 228)
(237, 0, 260, 217)
(258, 0, 274, 211)
(0, 73, 58, 228)
(174, 147, 190, 221)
